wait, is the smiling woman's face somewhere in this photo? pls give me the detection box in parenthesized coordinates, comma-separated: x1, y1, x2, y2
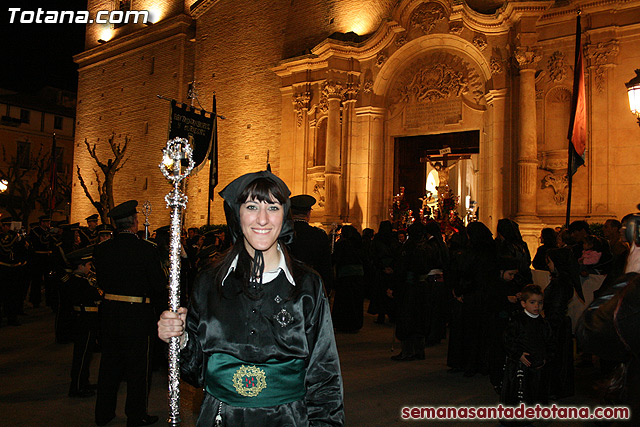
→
(239, 195, 283, 257)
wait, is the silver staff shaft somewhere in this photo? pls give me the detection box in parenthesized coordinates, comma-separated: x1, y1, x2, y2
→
(160, 137, 194, 427)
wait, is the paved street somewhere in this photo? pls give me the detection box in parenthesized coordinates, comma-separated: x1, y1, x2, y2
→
(1, 306, 609, 426)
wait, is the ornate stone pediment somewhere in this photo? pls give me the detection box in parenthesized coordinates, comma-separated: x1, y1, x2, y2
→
(410, 2, 448, 34)
(390, 52, 484, 105)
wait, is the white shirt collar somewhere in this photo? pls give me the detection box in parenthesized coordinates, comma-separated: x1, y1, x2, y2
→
(524, 309, 540, 318)
(222, 244, 296, 286)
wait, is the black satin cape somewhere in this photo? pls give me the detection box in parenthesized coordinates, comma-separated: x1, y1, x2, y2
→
(180, 266, 344, 427)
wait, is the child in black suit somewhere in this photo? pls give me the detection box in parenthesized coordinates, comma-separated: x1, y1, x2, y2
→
(500, 284, 554, 406)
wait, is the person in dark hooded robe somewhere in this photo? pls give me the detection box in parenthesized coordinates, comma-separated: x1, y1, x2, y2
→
(543, 247, 576, 399)
(368, 220, 400, 324)
(331, 225, 365, 333)
(449, 222, 497, 376)
(158, 171, 344, 427)
(496, 218, 533, 286)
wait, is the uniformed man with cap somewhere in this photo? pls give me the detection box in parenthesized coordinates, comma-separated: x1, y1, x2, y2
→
(93, 200, 167, 427)
(28, 214, 54, 308)
(288, 194, 334, 292)
(96, 224, 114, 243)
(80, 214, 100, 246)
(0, 217, 27, 326)
(63, 246, 102, 398)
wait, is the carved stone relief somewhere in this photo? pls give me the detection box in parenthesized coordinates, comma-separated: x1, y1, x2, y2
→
(547, 87, 571, 103)
(313, 181, 326, 207)
(396, 36, 407, 47)
(473, 35, 487, 51)
(344, 82, 359, 101)
(321, 80, 345, 101)
(292, 92, 310, 127)
(376, 53, 388, 68)
(390, 52, 484, 106)
(547, 51, 568, 83)
(514, 45, 542, 70)
(542, 173, 568, 204)
(363, 79, 374, 94)
(410, 2, 448, 34)
(584, 39, 620, 93)
(490, 57, 503, 75)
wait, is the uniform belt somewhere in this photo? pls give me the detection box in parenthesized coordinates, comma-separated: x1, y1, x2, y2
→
(0, 261, 25, 267)
(104, 293, 151, 304)
(35, 250, 52, 254)
(73, 306, 99, 312)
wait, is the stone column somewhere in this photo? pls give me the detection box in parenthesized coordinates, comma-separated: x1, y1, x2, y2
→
(514, 45, 543, 251)
(323, 81, 345, 222)
(514, 46, 542, 223)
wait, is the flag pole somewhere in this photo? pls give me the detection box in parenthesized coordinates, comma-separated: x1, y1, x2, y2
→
(207, 94, 218, 225)
(565, 146, 573, 228)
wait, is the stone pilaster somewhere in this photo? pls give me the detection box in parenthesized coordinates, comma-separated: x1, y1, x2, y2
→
(485, 88, 508, 230)
(322, 80, 345, 222)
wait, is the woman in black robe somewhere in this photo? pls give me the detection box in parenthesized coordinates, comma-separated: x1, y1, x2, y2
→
(496, 218, 533, 286)
(448, 222, 497, 376)
(543, 247, 576, 399)
(368, 220, 400, 324)
(158, 171, 344, 427)
(331, 225, 365, 333)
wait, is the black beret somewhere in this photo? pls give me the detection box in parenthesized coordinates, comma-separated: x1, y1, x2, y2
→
(290, 194, 316, 210)
(85, 214, 99, 221)
(61, 222, 80, 231)
(108, 200, 138, 220)
(67, 246, 93, 265)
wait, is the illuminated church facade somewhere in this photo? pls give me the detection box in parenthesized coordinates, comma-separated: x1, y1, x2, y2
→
(72, 0, 640, 246)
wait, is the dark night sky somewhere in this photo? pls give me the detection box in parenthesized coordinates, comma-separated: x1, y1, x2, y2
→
(1, 1, 88, 93)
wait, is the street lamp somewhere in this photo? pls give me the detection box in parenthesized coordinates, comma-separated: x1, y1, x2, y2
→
(625, 69, 640, 127)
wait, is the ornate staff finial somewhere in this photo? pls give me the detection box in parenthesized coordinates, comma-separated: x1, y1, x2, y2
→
(142, 200, 152, 239)
(159, 137, 194, 427)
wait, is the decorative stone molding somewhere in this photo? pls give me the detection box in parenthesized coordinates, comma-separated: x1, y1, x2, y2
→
(539, 149, 568, 173)
(542, 173, 568, 204)
(490, 56, 503, 75)
(292, 92, 310, 127)
(547, 51, 568, 83)
(390, 52, 484, 105)
(514, 46, 542, 70)
(473, 35, 487, 51)
(376, 53, 388, 68)
(395, 36, 407, 47)
(410, 2, 448, 34)
(449, 21, 463, 35)
(584, 40, 620, 93)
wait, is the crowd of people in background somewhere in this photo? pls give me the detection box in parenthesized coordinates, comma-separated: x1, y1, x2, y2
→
(2, 200, 640, 424)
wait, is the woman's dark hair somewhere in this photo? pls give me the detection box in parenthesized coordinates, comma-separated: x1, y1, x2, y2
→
(541, 228, 558, 246)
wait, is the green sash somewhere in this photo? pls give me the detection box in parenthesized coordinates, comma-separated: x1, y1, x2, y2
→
(205, 353, 306, 407)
